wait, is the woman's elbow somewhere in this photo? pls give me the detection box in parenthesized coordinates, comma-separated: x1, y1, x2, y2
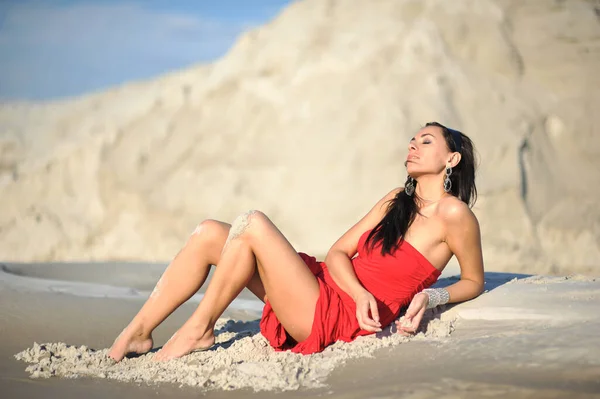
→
(324, 249, 336, 265)
(461, 279, 484, 299)
(324, 248, 346, 265)
(474, 280, 485, 297)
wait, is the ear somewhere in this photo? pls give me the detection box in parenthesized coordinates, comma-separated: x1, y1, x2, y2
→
(447, 152, 461, 168)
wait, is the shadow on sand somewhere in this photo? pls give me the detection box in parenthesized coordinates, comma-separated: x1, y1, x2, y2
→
(434, 271, 533, 291)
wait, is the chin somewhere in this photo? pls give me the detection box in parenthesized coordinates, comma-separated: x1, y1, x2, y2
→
(406, 163, 434, 178)
(405, 164, 420, 176)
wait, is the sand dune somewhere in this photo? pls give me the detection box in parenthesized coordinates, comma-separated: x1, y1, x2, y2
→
(1, 0, 599, 275)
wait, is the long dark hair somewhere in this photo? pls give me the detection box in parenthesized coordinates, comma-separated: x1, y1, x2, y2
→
(365, 122, 478, 256)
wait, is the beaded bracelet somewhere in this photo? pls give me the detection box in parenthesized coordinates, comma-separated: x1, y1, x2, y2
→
(421, 288, 450, 309)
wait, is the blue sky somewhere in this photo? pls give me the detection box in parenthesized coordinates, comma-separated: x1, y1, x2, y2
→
(0, 0, 293, 101)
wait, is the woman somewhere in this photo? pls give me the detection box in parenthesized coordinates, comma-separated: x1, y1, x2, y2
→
(108, 122, 484, 361)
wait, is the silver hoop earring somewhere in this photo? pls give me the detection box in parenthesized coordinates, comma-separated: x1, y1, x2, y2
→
(443, 166, 452, 193)
(405, 177, 415, 196)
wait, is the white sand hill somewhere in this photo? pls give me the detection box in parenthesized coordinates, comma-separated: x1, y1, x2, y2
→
(1, 0, 599, 275)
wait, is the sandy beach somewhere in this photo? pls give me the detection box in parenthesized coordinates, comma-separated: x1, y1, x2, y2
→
(2, 0, 599, 397)
(2, 261, 599, 398)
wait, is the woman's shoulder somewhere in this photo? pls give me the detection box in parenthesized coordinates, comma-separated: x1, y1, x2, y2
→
(386, 186, 407, 200)
(375, 186, 404, 207)
(437, 195, 477, 223)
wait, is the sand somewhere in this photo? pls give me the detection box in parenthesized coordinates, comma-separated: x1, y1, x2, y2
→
(13, 316, 453, 391)
(10, 258, 455, 392)
(3, 262, 600, 398)
(1, 0, 599, 276)
(2, 0, 599, 397)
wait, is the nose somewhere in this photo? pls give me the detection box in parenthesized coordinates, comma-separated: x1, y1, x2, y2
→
(408, 141, 417, 152)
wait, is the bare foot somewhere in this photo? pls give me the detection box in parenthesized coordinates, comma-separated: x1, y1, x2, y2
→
(153, 325, 215, 361)
(108, 325, 153, 362)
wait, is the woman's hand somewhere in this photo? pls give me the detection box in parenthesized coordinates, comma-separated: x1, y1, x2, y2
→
(395, 292, 428, 336)
(354, 290, 382, 332)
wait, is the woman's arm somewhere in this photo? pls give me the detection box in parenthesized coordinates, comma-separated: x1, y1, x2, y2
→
(442, 201, 485, 302)
(325, 187, 401, 331)
(397, 200, 484, 335)
(325, 187, 400, 299)
(324, 251, 367, 301)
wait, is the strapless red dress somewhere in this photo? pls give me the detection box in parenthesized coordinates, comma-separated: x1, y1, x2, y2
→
(259, 229, 442, 354)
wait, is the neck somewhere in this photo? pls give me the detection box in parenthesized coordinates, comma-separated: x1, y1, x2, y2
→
(414, 175, 447, 204)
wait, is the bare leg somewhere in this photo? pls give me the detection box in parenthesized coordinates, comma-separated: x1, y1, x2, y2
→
(108, 220, 266, 361)
(154, 210, 320, 361)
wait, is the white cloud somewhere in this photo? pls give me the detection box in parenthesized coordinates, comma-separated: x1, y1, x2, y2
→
(0, 1, 252, 99)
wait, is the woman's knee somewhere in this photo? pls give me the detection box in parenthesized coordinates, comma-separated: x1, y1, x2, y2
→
(228, 210, 271, 242)
(185, 219, 231, 264)
(189, 219, 229, 246)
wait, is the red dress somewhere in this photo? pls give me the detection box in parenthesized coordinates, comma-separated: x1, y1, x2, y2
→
(259, 229, 442, 354)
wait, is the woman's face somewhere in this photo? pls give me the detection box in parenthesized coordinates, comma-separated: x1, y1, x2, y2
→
(405, 125, 452, 177)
